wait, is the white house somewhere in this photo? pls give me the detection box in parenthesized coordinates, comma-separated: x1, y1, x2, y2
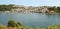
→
(40, 8, 49, 13)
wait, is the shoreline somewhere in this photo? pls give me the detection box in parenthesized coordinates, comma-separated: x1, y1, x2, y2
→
(0, 11, 60, 14)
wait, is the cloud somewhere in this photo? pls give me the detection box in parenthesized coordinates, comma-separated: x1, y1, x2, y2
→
(0, 0, 60, 6)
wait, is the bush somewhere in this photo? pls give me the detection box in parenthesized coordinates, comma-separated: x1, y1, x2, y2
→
(7, 20, 22, 27)
(7, 20, 16, 27)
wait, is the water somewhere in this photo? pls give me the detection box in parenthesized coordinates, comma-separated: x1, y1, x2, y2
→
(0, 13, 60, 28)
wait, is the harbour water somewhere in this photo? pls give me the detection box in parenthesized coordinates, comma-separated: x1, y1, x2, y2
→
(0, 13, 60, 28)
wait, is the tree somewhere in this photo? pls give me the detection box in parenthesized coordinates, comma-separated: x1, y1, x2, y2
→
(57, 7, 60, 11)
(0, 4, 17, 11)
(7, 20, 16, 27)
(7, 20, 22, 27)
(47, 6, 56, 11)
(17, 22, 22, 26)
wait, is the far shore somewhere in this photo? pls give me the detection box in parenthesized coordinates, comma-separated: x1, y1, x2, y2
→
(0, 11, 60, 15)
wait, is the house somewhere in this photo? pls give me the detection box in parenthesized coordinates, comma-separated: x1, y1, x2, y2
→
(40, 8, 49, 13)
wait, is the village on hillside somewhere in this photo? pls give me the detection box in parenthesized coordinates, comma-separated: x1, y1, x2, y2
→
(0, 4, 60, 14)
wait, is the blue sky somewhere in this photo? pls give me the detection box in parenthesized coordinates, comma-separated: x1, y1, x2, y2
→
(0, 0, 60, 6)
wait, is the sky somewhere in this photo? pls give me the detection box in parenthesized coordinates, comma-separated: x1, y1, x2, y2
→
(0, 0, 60, 6)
